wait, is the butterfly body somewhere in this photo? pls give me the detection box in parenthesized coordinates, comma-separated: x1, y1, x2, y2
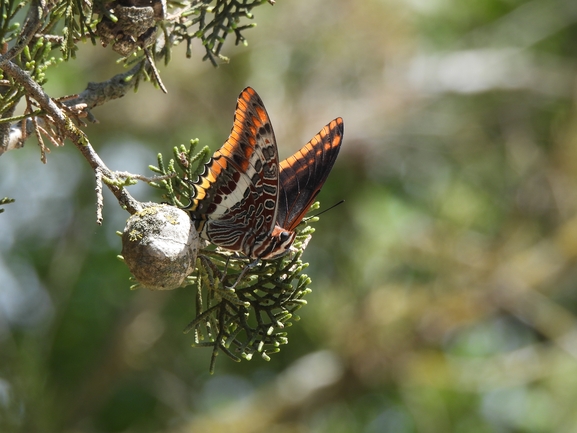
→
(186, 87, 343, 260)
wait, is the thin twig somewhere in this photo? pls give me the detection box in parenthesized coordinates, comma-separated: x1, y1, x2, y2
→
(31, 113, 49, 163)
(95, 168, 104, 225)
(144, 48, 167, 94)
(65, 63, 142, 112)
(114, 171, 176, 184)
(37, 124, 64, 147)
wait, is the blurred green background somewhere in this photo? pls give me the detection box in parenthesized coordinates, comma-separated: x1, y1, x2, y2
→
(3, 0, 577, 431)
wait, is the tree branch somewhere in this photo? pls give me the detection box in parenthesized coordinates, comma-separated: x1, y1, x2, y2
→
(0, 62, 146, 154)
(0, 0, 152, 220)
(66, 63, 143, 112)
(0, 59, 142, 219)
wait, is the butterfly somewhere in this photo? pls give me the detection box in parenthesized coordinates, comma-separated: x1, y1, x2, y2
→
(185, 87, 343, 260)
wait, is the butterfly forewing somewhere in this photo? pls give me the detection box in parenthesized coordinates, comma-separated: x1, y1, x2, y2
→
(185, 87, 344, 260)
(277, 117, 344, 232)
(186, 87, 280, 256)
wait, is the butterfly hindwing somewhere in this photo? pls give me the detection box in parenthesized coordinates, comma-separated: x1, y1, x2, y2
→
(277, 117, 344, 232)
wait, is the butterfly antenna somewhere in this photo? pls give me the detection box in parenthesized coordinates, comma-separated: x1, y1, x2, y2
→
(306, 200, 345, 220)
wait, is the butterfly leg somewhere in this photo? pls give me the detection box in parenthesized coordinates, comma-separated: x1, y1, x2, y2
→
(227, 258, 261, 291)
(220, 252, 248, 287)
(220, 255, 232, 282)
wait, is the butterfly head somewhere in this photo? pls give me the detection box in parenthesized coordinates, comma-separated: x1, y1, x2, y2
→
(257, 225, 297, 260)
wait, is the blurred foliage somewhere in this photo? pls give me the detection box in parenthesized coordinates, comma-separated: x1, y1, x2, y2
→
(4, 0, 577, 432)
